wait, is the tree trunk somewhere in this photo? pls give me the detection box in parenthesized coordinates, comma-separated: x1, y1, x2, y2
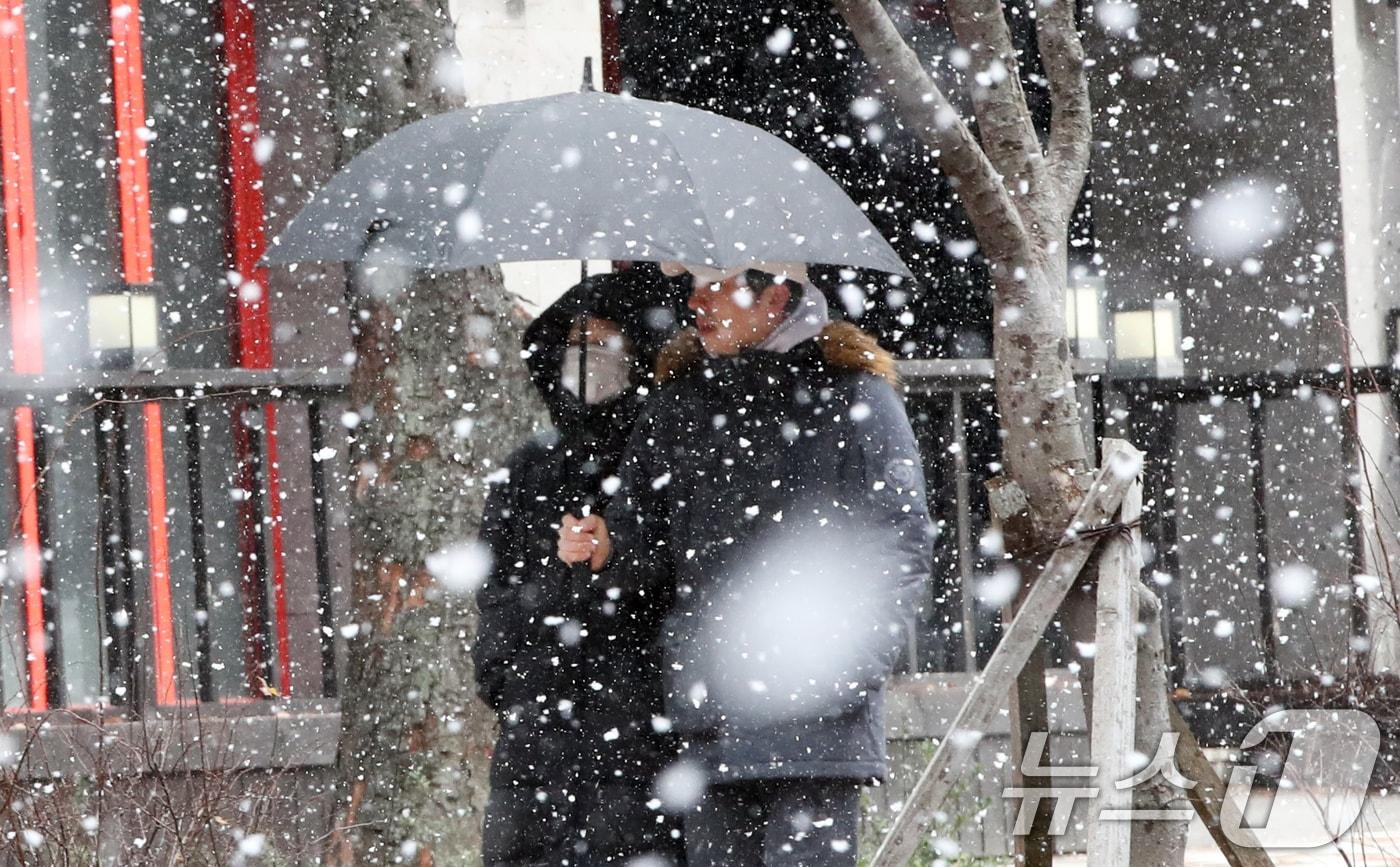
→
(833, 2, 1187, 865)
(323, 2, 546, 863)
(990, 256, 1089, 536)
(832, 0, 1091, 532)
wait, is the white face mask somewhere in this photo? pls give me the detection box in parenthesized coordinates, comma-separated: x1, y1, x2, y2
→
(560, 344, 634, 405)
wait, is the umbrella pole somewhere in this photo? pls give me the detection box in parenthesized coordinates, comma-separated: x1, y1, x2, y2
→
(578, 262, 589, 406)
(578, 56, 595, 411)
(572, 271, 594, 589)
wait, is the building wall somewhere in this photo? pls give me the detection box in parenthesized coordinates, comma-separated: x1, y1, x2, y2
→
(1334, 0, 1400, 367)
(1333, 0, 1400, 671)
(1089, 0, 1392, 688)
(1090, 0, 1348, 377)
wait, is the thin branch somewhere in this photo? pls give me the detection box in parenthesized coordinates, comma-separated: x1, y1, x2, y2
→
(1035, 0, 1092, 220)
(945, 0, 1043, 194)
(833, 0, 1030, 266)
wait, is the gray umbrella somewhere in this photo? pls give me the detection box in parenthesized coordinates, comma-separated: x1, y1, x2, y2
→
(264, 91, 909, 277)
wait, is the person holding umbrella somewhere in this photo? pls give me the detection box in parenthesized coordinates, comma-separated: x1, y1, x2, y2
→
(266, 89, 921, 864)
(558, 264, 933, 866)
(474, 266, 688, 867)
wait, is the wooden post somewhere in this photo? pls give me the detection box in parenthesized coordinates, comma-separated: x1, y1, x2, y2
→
(1086, 457, 1143, 865)
(992, 476, 1055, 867)
(1170, 706, 1276, 867)
(868, 440, 1142, 867)
(1009, 642, 1054, 867)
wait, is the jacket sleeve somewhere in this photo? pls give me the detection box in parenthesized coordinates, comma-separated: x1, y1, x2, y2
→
(847, 375, 934, 688)
(471, 461, 525, 711)
(595, 399, 677, 605)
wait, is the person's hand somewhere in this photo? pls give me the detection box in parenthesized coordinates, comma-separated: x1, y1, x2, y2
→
(558, 513, 611, 572)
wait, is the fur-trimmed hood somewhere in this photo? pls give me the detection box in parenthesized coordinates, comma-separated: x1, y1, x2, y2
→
(655, 321, 899, 386)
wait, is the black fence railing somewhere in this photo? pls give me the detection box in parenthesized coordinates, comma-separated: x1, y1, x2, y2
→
(1115, 361, 1398, 696)
(6, 349, 1396, 722)
(0, 368, 349, 715)
(895, 357, 1107, 675)
(894, 352, 1400, 700)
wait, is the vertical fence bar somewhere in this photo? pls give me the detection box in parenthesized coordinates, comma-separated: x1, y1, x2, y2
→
(952, 388, 977, 672)
(235, 412, 275, 694)
(261, 404, 293, 695)
(1339, 382, 1372, 674)
(1387, 311, 1399, 423)
(96, 400, 139, 706)
(307, 400, 338, 698)
(183, 401, 215, 702)
(1246, 393, 1280, 682)
(1092, 374, 1106, 459)
(1155, 400, 1188, 685)
(29, 409, 61, 709)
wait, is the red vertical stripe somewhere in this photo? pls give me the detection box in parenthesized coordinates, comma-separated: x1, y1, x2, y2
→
(222, 0, 270, 365)
(598, 0, 623, 93)
(109, 2, 153, 283)
(107, 0, 177, 706)
(142, 407, 175, 701)
(13, 409, 45, 709)
(0, 4, 41, 371)
(0, 1, 49, 710)
(222, 0, 291, 696)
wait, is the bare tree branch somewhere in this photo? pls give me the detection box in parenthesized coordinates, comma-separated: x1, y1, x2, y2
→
(833, 0, 1030, 266)
(1035, 0, 1091, 220)
(945, 0, 1044, 195)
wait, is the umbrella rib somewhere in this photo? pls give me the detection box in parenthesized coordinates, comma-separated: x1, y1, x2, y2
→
(641, 106, 727, 267)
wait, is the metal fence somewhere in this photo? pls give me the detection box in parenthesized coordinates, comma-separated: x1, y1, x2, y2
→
(0, 368, 349, 714)
(3, 346, 1395, 720)
(893, 349, 1400, 704)
(895, 358, 1107, 675)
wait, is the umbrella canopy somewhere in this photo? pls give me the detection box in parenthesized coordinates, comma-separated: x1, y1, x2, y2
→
(264, 91, 910, 278)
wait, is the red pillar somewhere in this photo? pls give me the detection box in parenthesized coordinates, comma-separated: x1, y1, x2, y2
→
(599, 0, 623, 93)
(222, 0, 292, 697)
(107, 0, 178, 707)
(0, 1, 50, 710)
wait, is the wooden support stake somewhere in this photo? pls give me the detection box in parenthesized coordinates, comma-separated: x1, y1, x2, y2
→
(1009, 641, 1054, 867)
(1170, 704, 1276, 867)
(1086, 465, 1143, 865)
(868, 440, 1143, 867)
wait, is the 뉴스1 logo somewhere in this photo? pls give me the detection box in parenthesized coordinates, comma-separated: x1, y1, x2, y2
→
(1002, 709, 1380, 849)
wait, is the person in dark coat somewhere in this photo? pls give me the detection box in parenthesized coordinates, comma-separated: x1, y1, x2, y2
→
(474, 266, 688, 867)
(559, 265, 934, 867)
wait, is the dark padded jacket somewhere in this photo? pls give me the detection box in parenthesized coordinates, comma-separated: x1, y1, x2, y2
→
(472, 269, 686, 865)
(593, 323, 933, 784)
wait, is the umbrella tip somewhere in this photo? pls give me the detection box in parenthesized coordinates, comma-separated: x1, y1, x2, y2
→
(581, 57, 595, 93)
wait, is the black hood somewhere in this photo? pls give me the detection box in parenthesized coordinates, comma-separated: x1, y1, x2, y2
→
(523, 265, 689, 438)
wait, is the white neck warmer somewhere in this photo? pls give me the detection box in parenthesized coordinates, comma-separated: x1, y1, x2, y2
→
(756, 282, 829, 354)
